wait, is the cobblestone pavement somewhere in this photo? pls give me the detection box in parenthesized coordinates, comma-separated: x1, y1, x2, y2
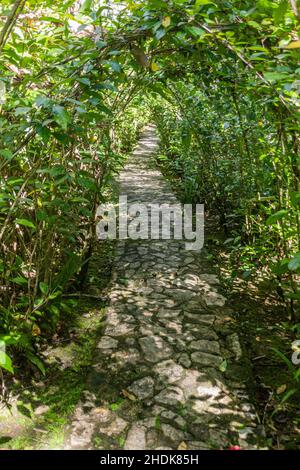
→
(65, 125, 260, 450)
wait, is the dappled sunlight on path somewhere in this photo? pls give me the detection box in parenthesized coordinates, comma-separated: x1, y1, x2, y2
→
(65, 126, 260, 450)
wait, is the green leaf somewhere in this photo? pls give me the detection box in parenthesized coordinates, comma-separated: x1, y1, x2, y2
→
(155, 28, 166, 40)
(48, 290, 61, 300)
(39, 282, 49, 295)
(281, 388, 297, 404)
(0, 335, 17, 346)
(294, 367, 300, 380)
(12, 276, 28, 285)
(16, 218, 36, 229)
(7, 178, 24, 186)
(286, 291, 300, 300)
(273, 0, 288, 24)
(15, 107, 31, 116)
(266, 209, 288, 225)
(80, 0, 93, 13)
(105, 61, 122, 73)
(36, 125, 51, 142)
(53, 105, 71, 130)
(96, 40, 107, 49)
(272, 347, 294, 372)
(26, 352, 45, 376)
(219, 359, 227, 372)
(248, 46, 269, 52)
(288, 253, 300, 271)
(35, 95, 52, 108)
(0, 149, 13, 160)
(0, 351, 14, 374)
(77, 77, 90, 86)
(185, 26, 206, 38)
(291, 191, 300, 207)
(70, 197, 90, 203)
(195, 0, 215, 5)
(40, 16, 63, 23)
(264, 72, 289, 82)
(271, 259, 289, 275)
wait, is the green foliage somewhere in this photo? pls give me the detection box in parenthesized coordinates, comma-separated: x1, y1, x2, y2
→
(0, 0, 149, 375)
(272, 346, 300, 404)
(0, 350, 14, 373)
(0, 0, 299, 385)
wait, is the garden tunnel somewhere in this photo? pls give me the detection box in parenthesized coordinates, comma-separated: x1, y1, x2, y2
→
(0, 0, 300, 452)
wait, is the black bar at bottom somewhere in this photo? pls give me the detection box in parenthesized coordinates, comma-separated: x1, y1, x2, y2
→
(0, 450, 298, 466)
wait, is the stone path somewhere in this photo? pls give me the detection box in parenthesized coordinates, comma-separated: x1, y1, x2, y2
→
(65, 125, 260, 450)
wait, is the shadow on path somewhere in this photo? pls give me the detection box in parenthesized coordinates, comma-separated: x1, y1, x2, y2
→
(65, 125, 262, 450)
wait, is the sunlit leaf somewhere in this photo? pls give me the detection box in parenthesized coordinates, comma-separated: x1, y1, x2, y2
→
(150, 62, 160, 72)
(162, 16, 171, 28)
(288, 253, 300, 271)
(285, 40, 300, 49)
(0, 352, 14, 374)
(16, 218, 36, 229)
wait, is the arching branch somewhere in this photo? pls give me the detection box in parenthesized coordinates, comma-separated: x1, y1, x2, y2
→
(290, 0, 299, 17)
(0, 0, 27, 54)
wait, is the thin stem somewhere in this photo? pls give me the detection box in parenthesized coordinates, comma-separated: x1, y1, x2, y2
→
(0, 0, 26, 54)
